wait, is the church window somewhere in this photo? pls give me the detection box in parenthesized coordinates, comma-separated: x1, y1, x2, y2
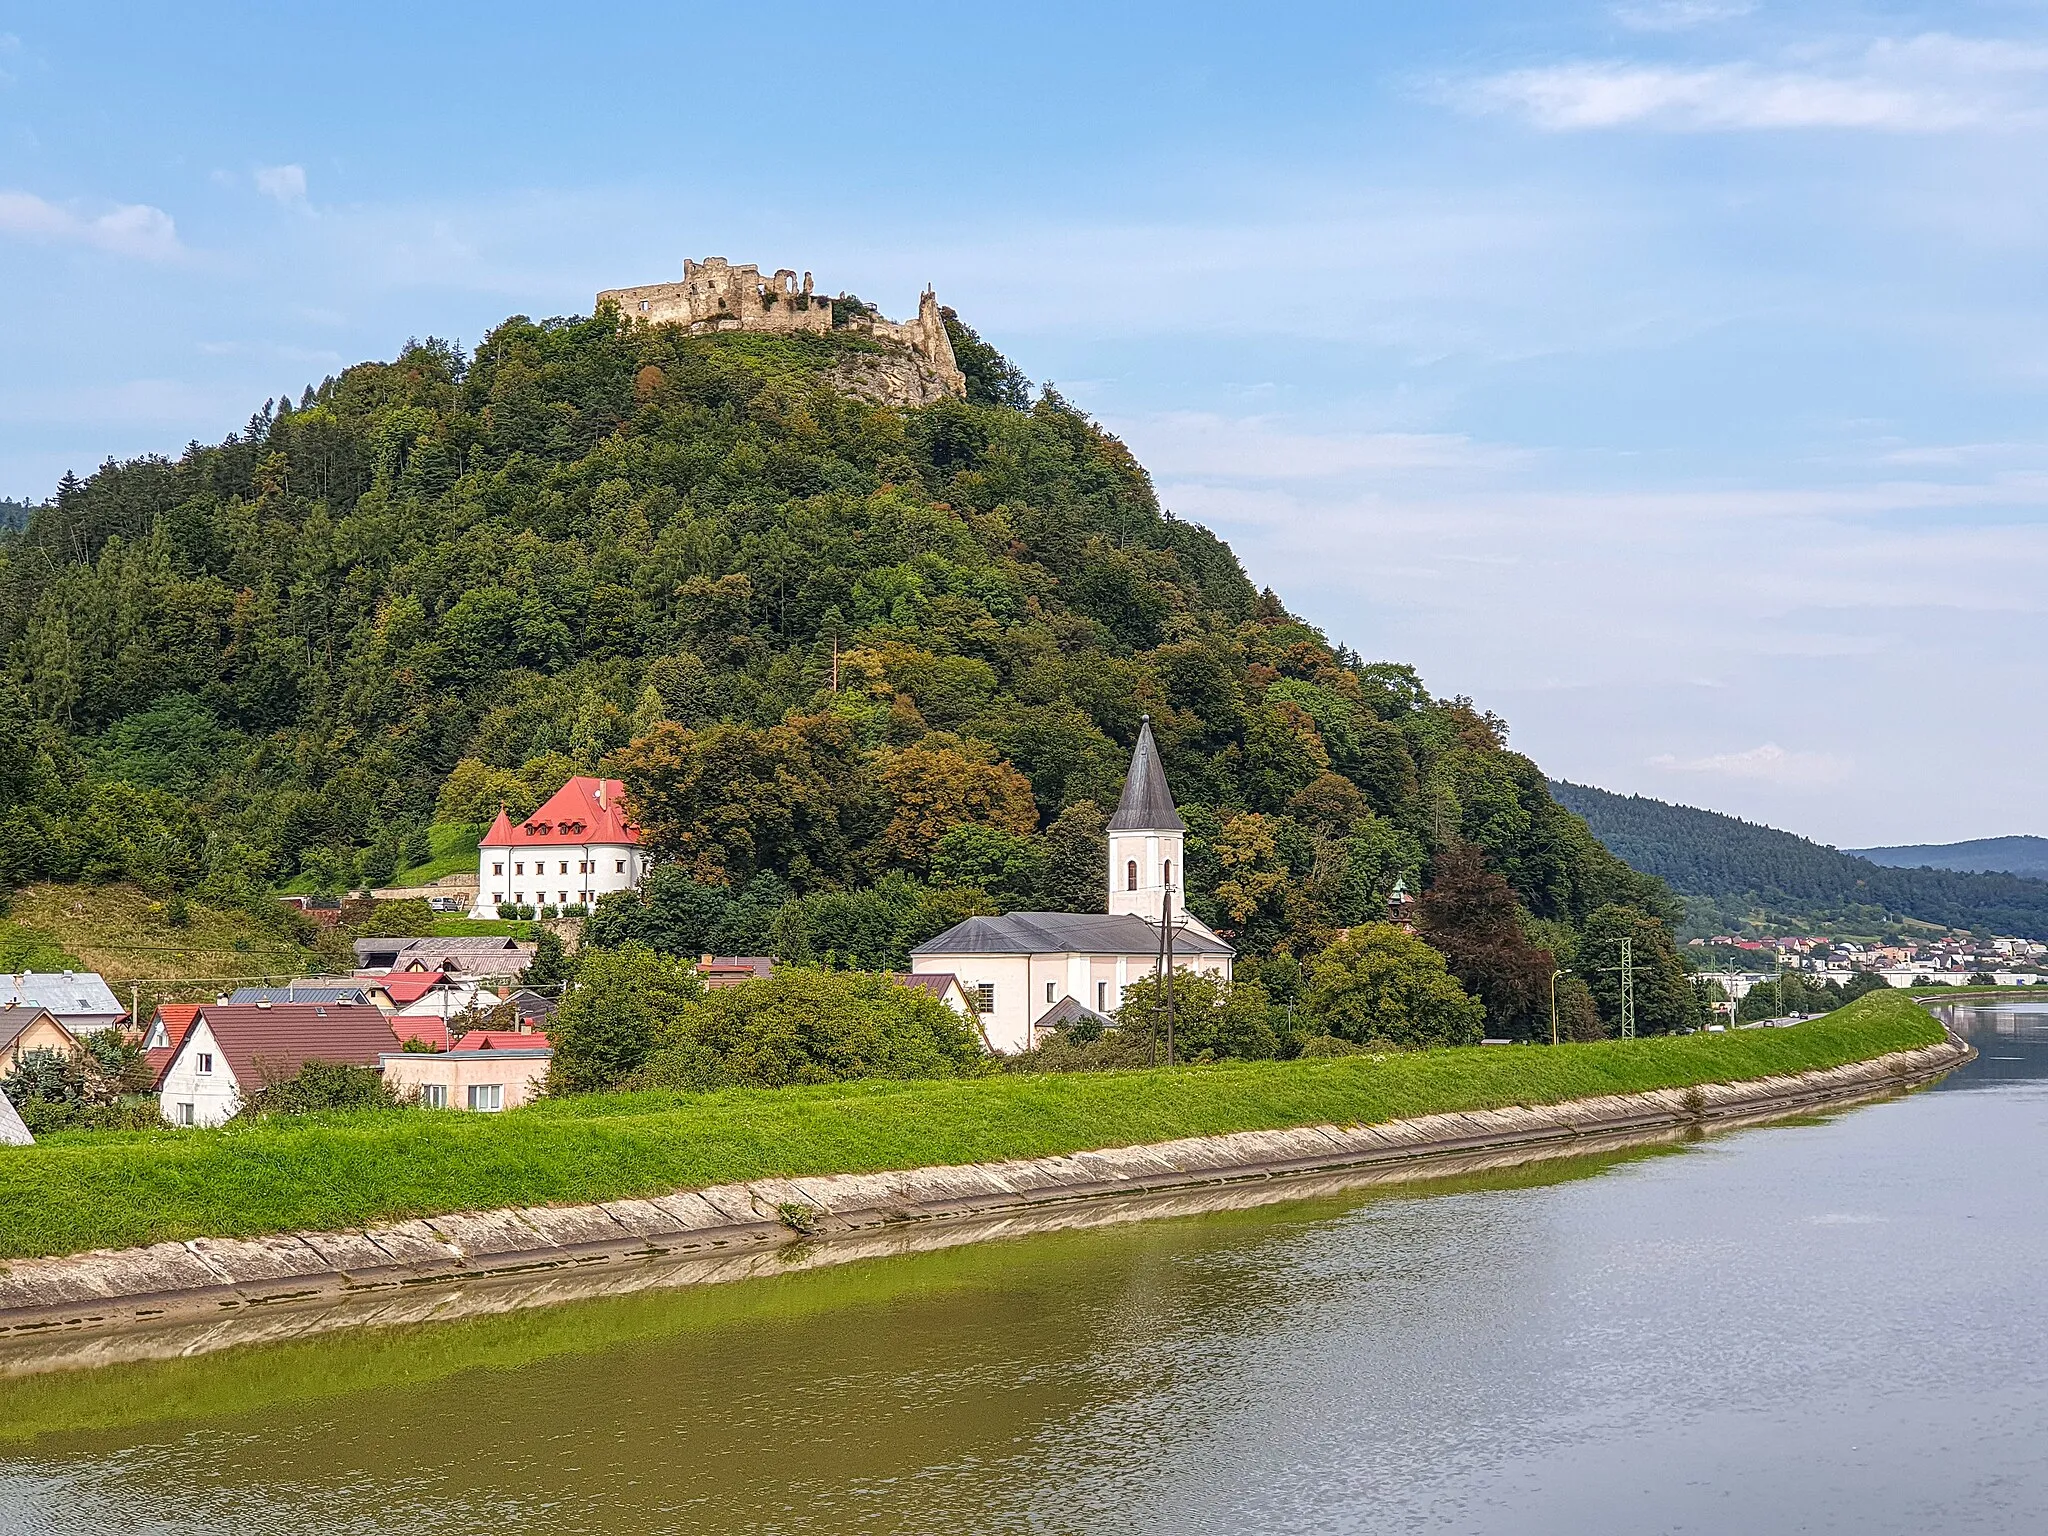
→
(1097, 981, 1108, 1010)
(1126, 860, 1138, 892)
(973, 983, 995, 1014)
(1046, 981, 1056, 1004)
(1163, 859, 1173, 889)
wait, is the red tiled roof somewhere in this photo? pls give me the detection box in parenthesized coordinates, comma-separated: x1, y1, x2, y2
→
(391, 1017, 451, 1052)
(451, 1029, 553, 1052)
(146, 1004, 202, 1088)
(184, 1004, 400, 1090)
(480, 777, 638, 848)
(378, 971, 452, 1006)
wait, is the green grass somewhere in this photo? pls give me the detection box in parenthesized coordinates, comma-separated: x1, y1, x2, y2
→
(0, 884, 322, 992)
(426, 917, 532, 937)
(281, 822, 483, 894)
(0, 992, 1944, 1262)
(391, 823, 482, 888)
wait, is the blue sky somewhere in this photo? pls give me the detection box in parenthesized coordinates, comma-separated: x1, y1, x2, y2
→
(4, 0, 2045, 847)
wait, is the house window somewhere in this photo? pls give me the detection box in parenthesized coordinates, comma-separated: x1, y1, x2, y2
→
(467, 1083, 505, 1112)
(419, 1083, 449, 1109)
(1127, 860, 1138, 892)
(1046, 981, 1056, 1004)
(196, 1052, 214, 1075)
(560, 860, 569, 875)
(973, 983, 995, 1014)
(176, 1102, 195, 1126)
(515, 861, 525, 876)
(559, 891, 569, 904)
(1098, 981, 1108, 1010)
(616, 859, 626, 873)
(493, 862, 504, 876)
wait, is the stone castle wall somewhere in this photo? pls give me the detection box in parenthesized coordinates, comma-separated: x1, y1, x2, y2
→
(598, 257, 967, 401)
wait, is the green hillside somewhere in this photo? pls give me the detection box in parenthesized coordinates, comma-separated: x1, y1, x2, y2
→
(1552, 780, 2048, 941)
(1849, 835, 2048, 881)
(0, 303, 1674, 1036)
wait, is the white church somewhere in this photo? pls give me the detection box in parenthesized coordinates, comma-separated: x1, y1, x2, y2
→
(910, 718, 1235, 1054)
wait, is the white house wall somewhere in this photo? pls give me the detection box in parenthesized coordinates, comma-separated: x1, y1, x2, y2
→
(157, 1019, 244, 1128)
(470, 843, 645, 917)
(911, 949, 1232, 1055)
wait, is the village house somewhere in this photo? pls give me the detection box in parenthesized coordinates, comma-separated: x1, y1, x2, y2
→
(896, 972, 977, 1018)
(352, 935, 536, 976)
(0, 1006, 77, 1072)
(0, 971, 126, 1035)
(910, 718, 1234, 1054)
(469, 775, 644, 918)
(698, 955, 775, 988)
(226, 983, 372, 1006)
(381, 1033, 551, 1112)
(156, 1003, 400, 1128)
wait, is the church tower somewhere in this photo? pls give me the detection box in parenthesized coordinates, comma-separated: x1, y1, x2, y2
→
(1107, 716, 1186, 925)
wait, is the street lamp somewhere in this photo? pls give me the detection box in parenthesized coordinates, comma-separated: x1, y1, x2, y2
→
(1550, 968, 1571, 1047)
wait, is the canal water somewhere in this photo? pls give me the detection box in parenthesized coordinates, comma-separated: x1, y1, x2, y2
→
(0, 1005, 2042, 1534)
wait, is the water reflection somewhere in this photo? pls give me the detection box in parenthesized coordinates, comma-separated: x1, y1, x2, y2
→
(0, 1014, 2040, 1535)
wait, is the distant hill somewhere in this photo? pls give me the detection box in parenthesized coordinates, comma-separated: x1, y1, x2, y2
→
(1550, 780, 2048, 942)
(1848, 835, 2048, 881)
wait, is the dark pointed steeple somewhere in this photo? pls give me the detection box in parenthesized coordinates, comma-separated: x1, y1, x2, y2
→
(1109, 715, 1184, 832)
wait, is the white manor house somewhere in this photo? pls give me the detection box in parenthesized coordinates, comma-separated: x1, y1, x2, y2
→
(470, 776, 647, 917)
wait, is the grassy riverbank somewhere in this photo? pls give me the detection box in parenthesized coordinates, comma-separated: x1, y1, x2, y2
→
(0, 992, 1944, 1261)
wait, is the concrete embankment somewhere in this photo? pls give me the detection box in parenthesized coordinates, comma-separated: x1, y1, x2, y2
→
(0, 1036, 1969, 1361)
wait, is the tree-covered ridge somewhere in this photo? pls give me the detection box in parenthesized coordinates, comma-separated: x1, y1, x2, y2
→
(1552, 779, 2048, 941)
(0, 304, 1666, 1033)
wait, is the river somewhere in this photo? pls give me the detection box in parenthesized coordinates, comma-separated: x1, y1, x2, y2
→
(0, 1004, 2040, 1534)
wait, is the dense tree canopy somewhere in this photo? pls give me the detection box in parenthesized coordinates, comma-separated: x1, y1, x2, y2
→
(0, 306, 1680, 1013)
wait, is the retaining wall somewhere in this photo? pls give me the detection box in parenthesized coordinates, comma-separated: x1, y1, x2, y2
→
(0, 1036, 1969, 1354)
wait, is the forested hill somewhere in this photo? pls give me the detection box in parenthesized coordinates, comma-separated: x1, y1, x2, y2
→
(1552, 780, 2048, 941)
(1849, 835, 2048, 880)
(0, 302, 1668, 1006)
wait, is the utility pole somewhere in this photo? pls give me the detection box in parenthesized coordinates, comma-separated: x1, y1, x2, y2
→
(1161, 887, 1177, 1069)
(1619, 936, 1636, 1039)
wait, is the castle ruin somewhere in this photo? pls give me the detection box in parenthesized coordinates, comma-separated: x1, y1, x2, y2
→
(597, 257, 967, 404)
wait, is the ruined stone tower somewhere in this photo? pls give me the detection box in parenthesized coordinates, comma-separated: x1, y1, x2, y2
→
(597, 257, 968, 404)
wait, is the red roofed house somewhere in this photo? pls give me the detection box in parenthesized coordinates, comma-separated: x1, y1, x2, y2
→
(470, 775, 644, 918)
(142, 1003, 202, 1087)
(157, 1003, 400, 1127)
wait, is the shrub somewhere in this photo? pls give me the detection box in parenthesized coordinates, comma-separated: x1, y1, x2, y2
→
(548, 942, 705, 1092)
(1112, 969, 1282, 1062)
(497, 901, 518, 919)
(634, 966, 988, 1091)
(240, 1060, 398, 1117)
(1300, 923, 1484, 1050)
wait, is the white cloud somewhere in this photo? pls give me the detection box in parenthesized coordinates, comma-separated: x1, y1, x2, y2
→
(254, 163, 308, 206)
(1648, 743, 1852, 786)
(1461, 33, 2048, 132)
(1612, 1, 1754, 32)
(0, 190, 181, 259)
